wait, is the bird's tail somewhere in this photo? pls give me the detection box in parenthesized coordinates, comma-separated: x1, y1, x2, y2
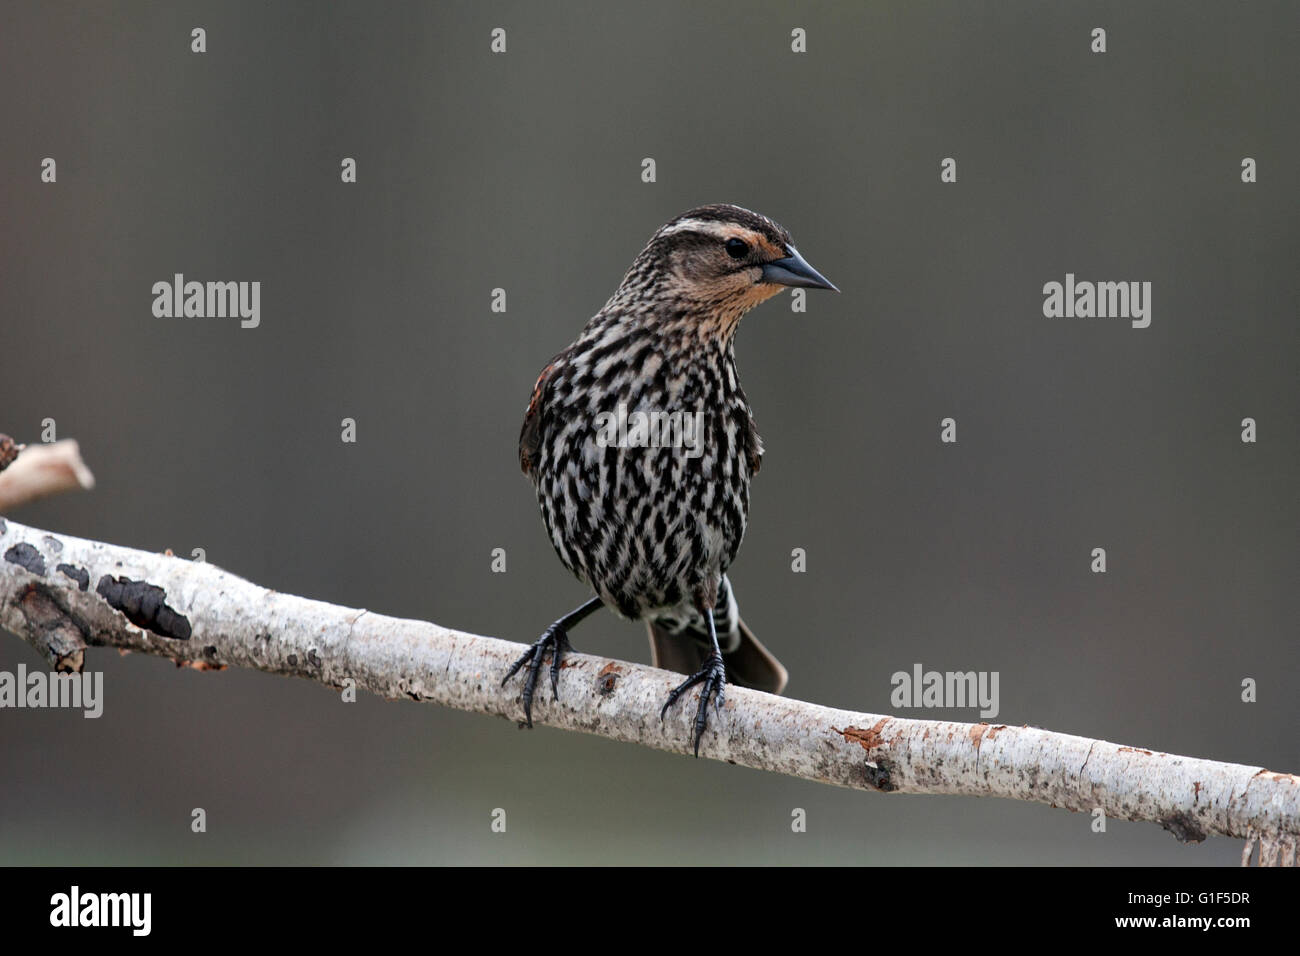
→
(647, 580, 787, 695)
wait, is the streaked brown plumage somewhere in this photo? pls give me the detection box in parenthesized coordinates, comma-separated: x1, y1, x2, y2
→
(506, 203, 837, 755)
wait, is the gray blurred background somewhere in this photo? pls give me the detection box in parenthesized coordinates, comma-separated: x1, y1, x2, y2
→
(2, 1, 1296, 865)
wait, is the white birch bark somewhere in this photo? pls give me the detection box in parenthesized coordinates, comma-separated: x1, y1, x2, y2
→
(1, 516, 1295, 863)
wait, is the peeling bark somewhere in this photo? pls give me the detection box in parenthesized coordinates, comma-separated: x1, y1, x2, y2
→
(0, 517, 1296, 862)
(0, 440, 95, 511)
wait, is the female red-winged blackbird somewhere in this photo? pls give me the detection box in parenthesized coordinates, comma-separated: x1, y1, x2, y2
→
(507, 203, 837, 755)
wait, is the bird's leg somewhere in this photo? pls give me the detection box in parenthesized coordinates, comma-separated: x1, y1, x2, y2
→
(659, 594, 728, 757)
(502, 595, 603, 727)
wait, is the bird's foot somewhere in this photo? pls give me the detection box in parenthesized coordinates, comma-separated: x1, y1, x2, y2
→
(502, 622, 572, 728)
(660, 651, 727, 757)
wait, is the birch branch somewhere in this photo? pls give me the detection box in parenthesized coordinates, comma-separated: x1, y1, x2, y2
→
(0, 438, 95, 511)
(0, 516, 1295, 864)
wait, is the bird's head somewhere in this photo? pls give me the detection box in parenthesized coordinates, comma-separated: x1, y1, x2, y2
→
(612, 203, 838, 339)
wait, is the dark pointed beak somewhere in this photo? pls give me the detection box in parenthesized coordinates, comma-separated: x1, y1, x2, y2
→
(761, 245, 839, 292)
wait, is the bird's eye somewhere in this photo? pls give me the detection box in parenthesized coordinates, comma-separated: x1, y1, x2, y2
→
(724, 238, 749, 260)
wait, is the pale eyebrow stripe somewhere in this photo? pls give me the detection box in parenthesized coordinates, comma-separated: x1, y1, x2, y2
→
(657, 218, 739, 239)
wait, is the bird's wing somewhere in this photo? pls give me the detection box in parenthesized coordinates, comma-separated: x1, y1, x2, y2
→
(733, 380, 763, 474)
(745, 409, 764, 475)
(519, 356, 561, 477)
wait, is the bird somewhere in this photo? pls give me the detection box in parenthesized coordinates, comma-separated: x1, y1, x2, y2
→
(506, 203, 838, 755)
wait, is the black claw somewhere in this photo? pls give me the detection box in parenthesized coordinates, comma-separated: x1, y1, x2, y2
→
(549, 630, 570, 700)
(503, 624, 571, 728)
(661, 652, 727, 757)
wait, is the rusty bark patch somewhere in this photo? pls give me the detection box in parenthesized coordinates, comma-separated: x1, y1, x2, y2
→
(175, 658, 226, 672)
(0, 434, 19, 472)
(836, 718, 891, 751)
(596, 661, 624, 695)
